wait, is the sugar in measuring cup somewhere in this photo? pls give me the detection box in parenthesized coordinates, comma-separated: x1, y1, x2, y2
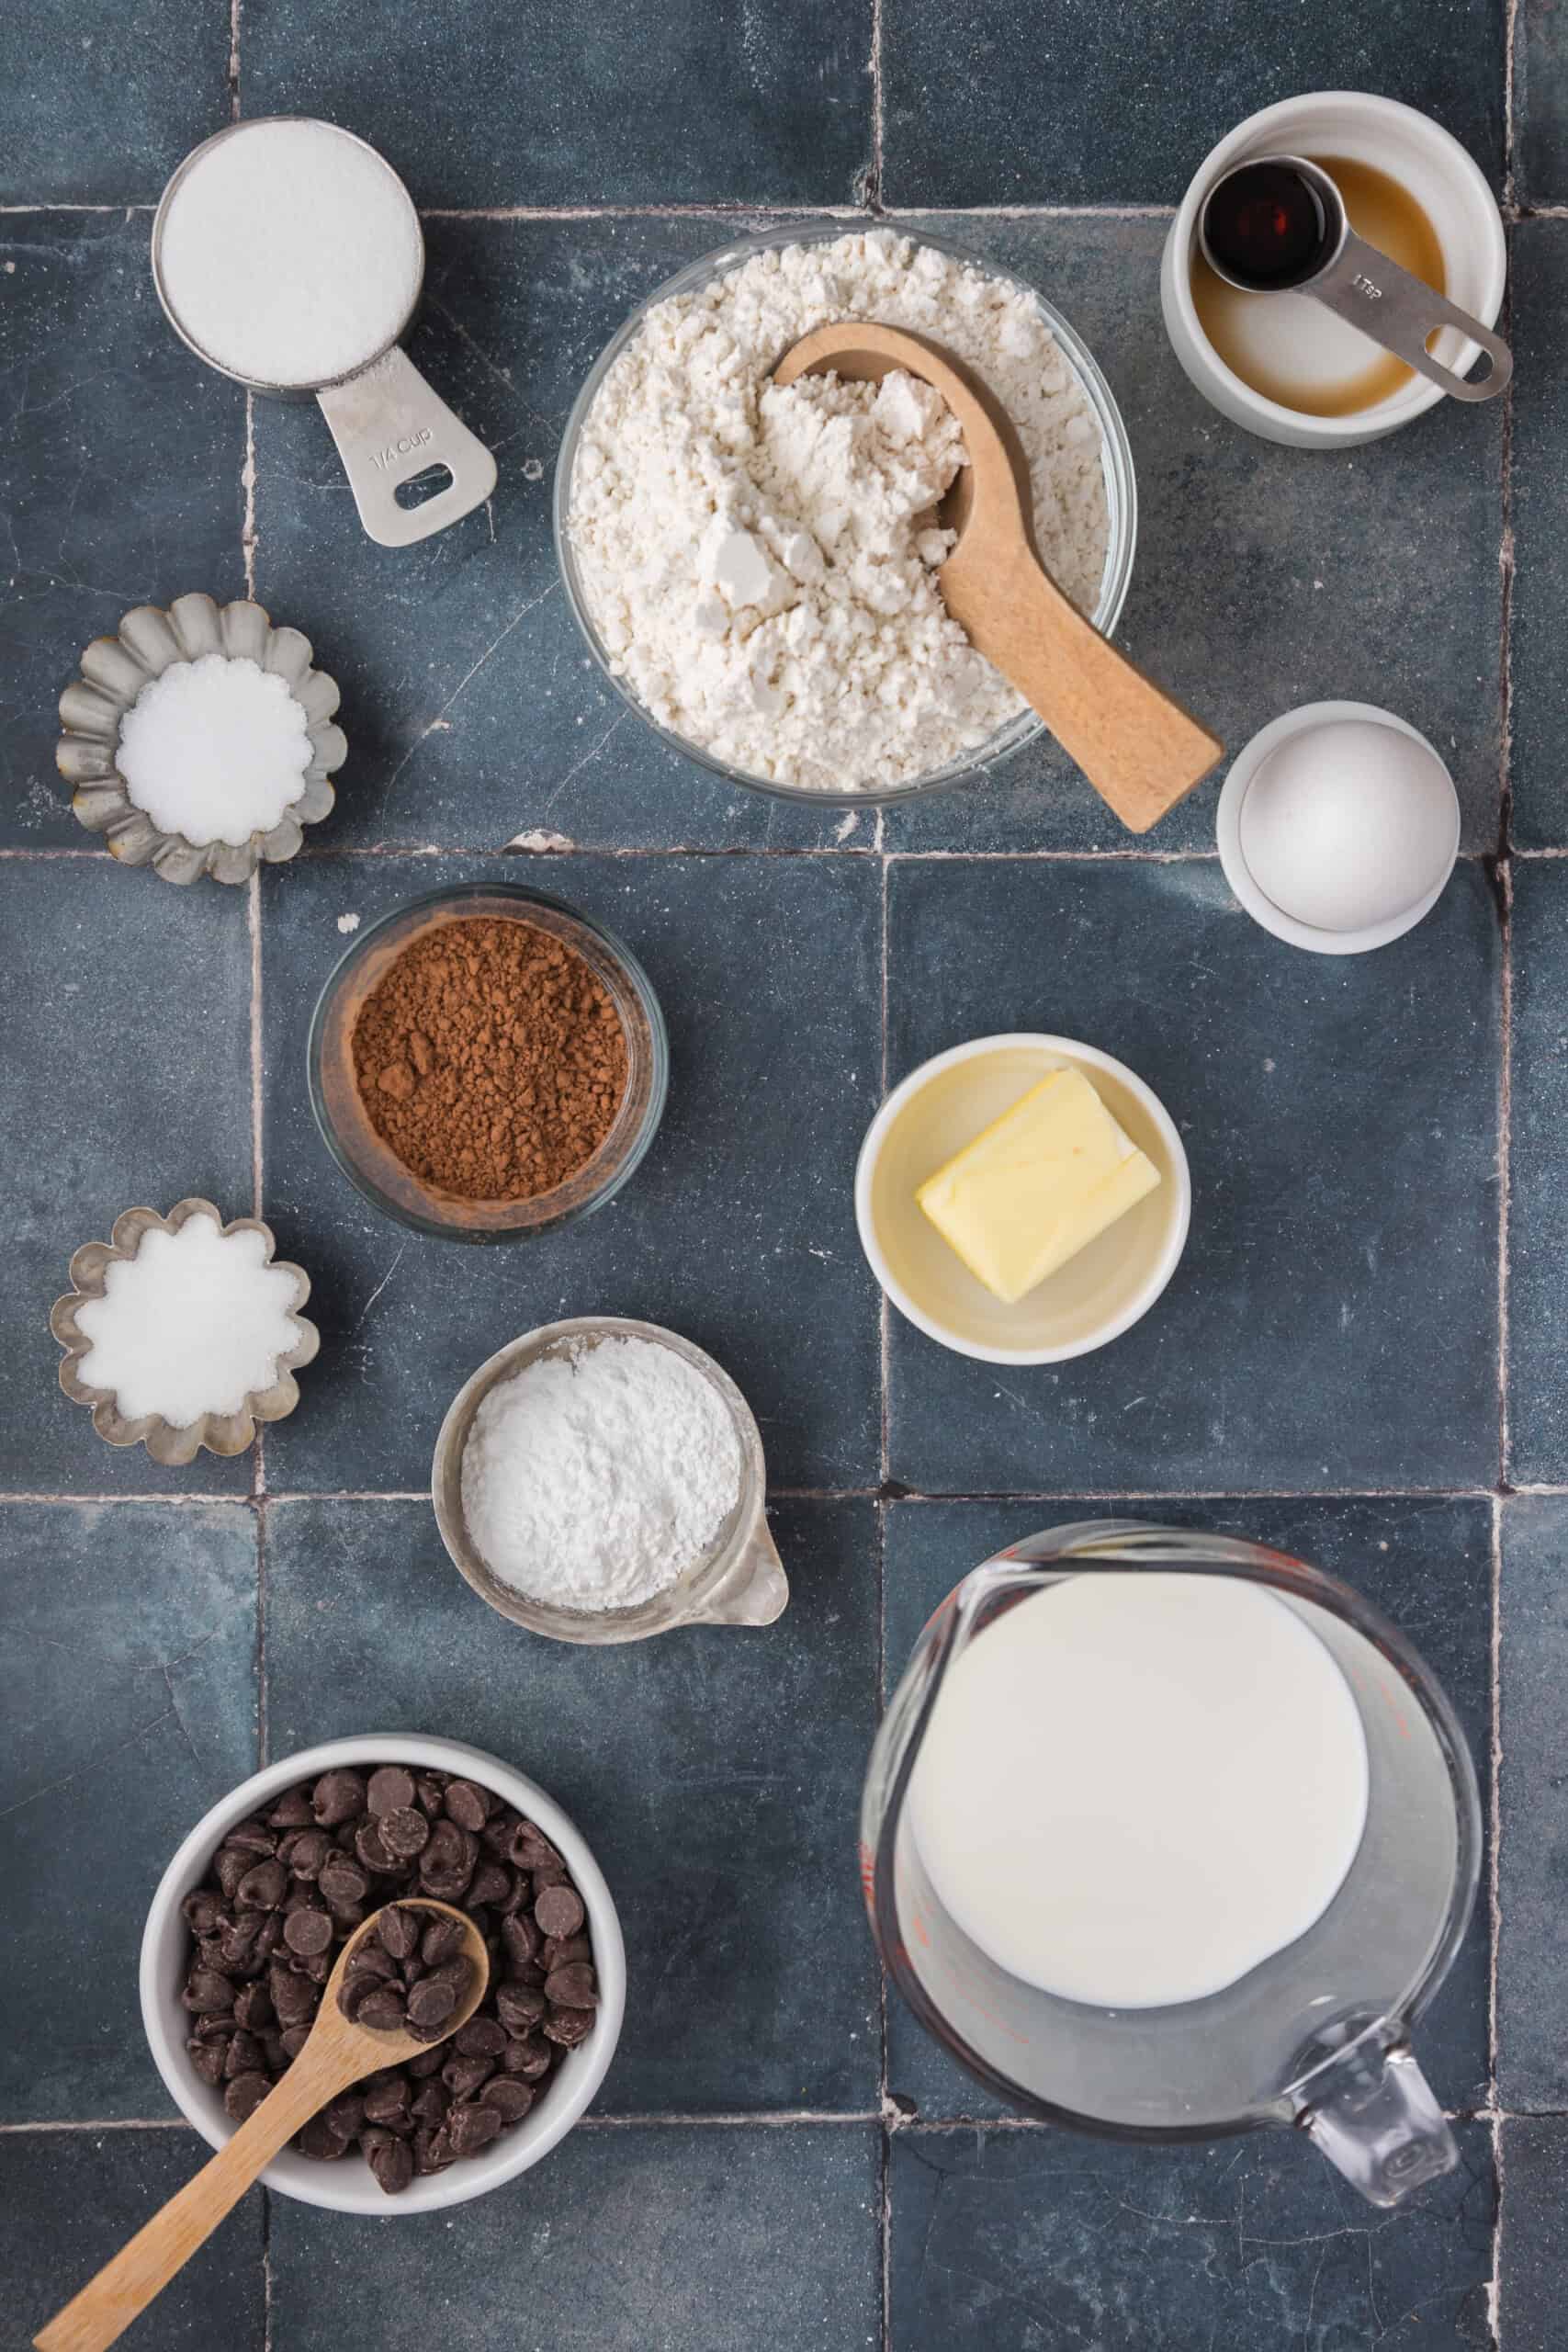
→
(863, 1521, 1481, 2208)
(152, 118, 496, 548)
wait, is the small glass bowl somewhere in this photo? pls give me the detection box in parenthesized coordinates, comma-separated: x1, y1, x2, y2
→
(553, 219, 1138, 810)
(307, 883, 668, 1242)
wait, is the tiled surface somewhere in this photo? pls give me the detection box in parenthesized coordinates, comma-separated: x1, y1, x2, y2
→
(264, 1497, 882, 2113)
(1505, 862, 1568, 1480)
(882, 1498, 1495, 2123)
(1517, 0, 1568, 206)
(242, 0, 875, 208)
(1496, 1495, 1568, 2110)
(1, 1, 1550, 2346)
(0, 1502, 259, 2120)
(888, 2122, 1497, 2349)
(1498, 2120, 1568, 2351)
(886, 857, 1501, 1494)
(883, 0, 1506, 207)
(0, 2129, 265, 2349)
(2, 859, 254, 1492)
(269, 2124, 881, 2346)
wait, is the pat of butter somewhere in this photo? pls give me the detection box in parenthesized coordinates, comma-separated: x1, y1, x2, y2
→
(917, 1067, 1161, 1306)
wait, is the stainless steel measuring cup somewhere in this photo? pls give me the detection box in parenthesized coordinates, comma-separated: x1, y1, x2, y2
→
(1199, 153, 1511, 403)
(863, 1521, 1482, 2208)
(152, 119, 497, 548)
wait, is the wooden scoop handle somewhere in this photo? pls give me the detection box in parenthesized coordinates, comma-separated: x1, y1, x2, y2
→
(940, 537, 1223, 834)
(34, 2040, 358, 2352)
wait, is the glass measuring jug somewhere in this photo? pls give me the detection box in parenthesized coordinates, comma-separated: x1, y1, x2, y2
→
(862, 1521, 1481, 2207)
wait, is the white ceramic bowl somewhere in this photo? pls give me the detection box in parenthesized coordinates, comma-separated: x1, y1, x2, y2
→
(141, 1735, 626, 2213)
(1160, 91, 1506, 448)
(855, 1035, 1190, 1365)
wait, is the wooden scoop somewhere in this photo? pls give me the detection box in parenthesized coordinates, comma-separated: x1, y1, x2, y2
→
(773, 320, 1223, 833)
(35, 1899, 489, 2352)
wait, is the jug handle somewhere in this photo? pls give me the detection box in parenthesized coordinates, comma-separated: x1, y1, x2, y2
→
(692, 1509, 790, 1628)
(1295, 2035, 1458, 2208)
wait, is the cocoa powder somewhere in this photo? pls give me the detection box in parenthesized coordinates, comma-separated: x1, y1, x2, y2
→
(351, 916, 627, 1201)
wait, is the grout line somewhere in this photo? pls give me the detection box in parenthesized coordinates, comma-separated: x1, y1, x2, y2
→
(865, 0, 885, 214)
(242, 391, 258, 597)
(1491, 2110, 1506, 2346)
(255, 1489, 269, 1770)
(0, 1484, 1513, 1508)
(5, 841, 1519, 868)
(0, 2119, 192, 2133)
(1488, 1498, 1506, 2115)
(575, 2109, 883, 2128)
(227, 0, 242, 120)
(3, 2104, 1553, 2136)
(261, 2185, 274, 2352)
(1505, 0, 1521, 218)
(878, 854, 891, 1489)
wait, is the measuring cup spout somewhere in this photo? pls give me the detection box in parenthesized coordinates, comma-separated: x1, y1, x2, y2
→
(1291, 2022, 1458, 2208)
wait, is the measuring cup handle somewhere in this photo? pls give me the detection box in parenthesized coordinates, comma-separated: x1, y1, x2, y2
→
(316, 347, 498, 548)
(1297, 2037, 1458, 2208)
(1316, 231, 1512, 402)
(693, 1510, 790, 1628)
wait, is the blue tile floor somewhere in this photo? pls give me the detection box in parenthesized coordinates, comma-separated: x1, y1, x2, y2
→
(3, 0, 1562, 2345)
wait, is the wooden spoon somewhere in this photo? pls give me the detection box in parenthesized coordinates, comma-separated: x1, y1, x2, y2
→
(35, 1899, 489, 2352)
(773, 320, 1223, 834)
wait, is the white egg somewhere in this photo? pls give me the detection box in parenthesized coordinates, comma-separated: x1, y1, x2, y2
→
(1236, 718, 1460, 933)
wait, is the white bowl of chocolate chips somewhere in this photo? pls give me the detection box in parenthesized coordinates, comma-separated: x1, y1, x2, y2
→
(141, 1734, 625, 2212)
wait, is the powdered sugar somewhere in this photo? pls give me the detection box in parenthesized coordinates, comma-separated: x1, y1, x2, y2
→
(459, 1337, 745, 1612)
(568, 229, 1111, 792)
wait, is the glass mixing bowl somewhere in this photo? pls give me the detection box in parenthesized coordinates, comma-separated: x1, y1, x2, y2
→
(308, 883, 668, 1242)
(553, 220, 1137, 810)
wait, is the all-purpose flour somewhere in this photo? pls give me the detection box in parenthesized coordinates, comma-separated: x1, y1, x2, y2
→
(568, 231, 1111, 792)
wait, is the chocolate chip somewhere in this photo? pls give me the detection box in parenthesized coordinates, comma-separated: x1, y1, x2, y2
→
(235, 1859, 288, 1912)
(455, 2016, 507, 2059)
(223, 2071, 273, 2122)
(323, 2091, 366, 2142)
(502, 1914, 540, 1969)
(410, 2080, 451, 2126)
(363, 2075, 410, 2127)
(268, 1787, 316, 1828)
(543, 2007, 594, 2047)
(188, 2038, 227, 2086)
(287, 1829, 333, 1881)
(260, 2030, 290, 2071)
(481, 2077, 535, 2122)
(215, 1849, 250, 1901)
(367, 1766, 416, 1817)
(279, 2025, 311, 2059)
(282, 1908, 332, 1958)
(310, 1770, 366, 1827)
(233, 1981, 274, 2030)
(496, 1984, 547, 2036)
(355, 1985, 409, 2032)
(406, 1978, 458, 2036)
(184, 1970, 235, 2016)
(502, 2036, 554, 2080)
(406, 2046, 446, 2081)
(355, 1817, 398, 1874)
(298, 2114, 349, 2160)
(421, 1917, 466, 1967)
(466, 1862, 510, 1912)
(413, 2127, 454, 2176)
(416, 1775, 447, 1819)
(269, 1966, 318, 2025)
(441, 2052, 494, 2099)
(225, 2030, 267, 2078)
(447, 2102, 503, 2157)
(534, 1884, 585, 1939)
(444, 1780, 491, 1833)
(379, 1805, 431, 1860)
(363, 2127, 415, 2196)
(376, 1905, 423, 1962)
(318, 1857, 369, 1912)
(182, 1890, 225, 1935)
(226, 1820, 276, 1857)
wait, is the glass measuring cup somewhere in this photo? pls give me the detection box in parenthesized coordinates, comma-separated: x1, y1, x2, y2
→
(863, 1521, 1481, 2207)
(152, 119, 496, 548)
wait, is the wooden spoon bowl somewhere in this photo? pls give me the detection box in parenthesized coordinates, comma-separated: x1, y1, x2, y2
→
(37, 1900, 488, 2352)
(773, 319, 1223, 833)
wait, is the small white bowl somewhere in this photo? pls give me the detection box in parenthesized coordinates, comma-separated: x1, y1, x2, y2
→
(141, 1734, 626, 2214)
(855, 1035, 1190, 1365)
(1160, 91, 1506, 448)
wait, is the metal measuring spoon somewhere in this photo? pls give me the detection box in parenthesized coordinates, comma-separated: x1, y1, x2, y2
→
(152, 119, 498, 547)
(1198, 153, 1510, 403)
